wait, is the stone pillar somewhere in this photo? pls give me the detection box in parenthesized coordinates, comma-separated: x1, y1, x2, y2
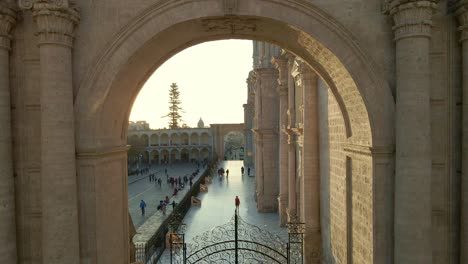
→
(456, 2, 468, 262)
(32, 3, 81, 263)
(272, 55, 289, 226)
(253, 67, 279, 212)
(389, 1, 437, 263)
(285, 54, 297, 218)
(300, 63, 321, 263)
(0, 5, 17, 264)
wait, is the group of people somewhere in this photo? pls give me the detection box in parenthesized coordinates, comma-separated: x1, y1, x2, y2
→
(240, 166, 251, 176)
(139, 167, 201, 217)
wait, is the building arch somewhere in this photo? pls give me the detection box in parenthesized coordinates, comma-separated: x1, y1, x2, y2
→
(150, 134, 159, 146)
(73, 1, 395, 262)
(160, 133, 169, 146)
(190, 133, 199, 145)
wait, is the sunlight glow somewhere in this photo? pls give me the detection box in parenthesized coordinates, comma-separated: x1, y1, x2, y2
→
(129, 40, 253, 129)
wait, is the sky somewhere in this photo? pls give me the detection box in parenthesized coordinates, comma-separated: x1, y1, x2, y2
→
(129, 39, 253, 129)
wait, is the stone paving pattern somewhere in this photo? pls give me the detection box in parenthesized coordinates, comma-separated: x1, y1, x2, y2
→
(129, 163, 206, 242)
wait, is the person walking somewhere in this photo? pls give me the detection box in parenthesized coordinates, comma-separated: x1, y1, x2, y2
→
(235, 196, 240, 214)
(140, 200, 147, 216)
(247, 167, 251, 176)
(226, 169, 229, 177)
(241, 166, 244, 175)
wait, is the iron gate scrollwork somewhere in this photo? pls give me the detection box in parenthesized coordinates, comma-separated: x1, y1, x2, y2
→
(170, 210, 304, 264)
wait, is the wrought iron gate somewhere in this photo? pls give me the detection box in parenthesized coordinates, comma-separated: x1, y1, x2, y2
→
(169, 210, 304, 264)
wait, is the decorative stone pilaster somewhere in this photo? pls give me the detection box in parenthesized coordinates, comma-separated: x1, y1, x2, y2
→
(456, 1, 468, 262)
(32, 3, 81, 263)
(272, 55, 289, 226)
(0, 5, 17, 264)
(297, 61, 321, 264)
(252, 67, 279, 212)
(389, 1, 437, 263)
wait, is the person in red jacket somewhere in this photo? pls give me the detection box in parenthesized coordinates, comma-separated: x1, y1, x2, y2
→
(235, 196, 240, 214)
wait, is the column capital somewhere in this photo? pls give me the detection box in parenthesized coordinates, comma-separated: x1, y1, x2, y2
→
(0, 4, 17, 50)
(19, 0, 71, 10)
(389, 0, 438, 41)
(271, 55, 289, 96)
(455, 0, 468, 42)
(32, 2, 79, 48)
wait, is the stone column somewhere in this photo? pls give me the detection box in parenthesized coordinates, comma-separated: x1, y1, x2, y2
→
(0, 5, 17, 264)
(32, 3, 81, 263)
(253, 67, 279, 212)
(285, 54, 297, 218)
(299, 63, 321, 263)
(456, 2, 468, 262)
(389, 1, 437, 263)
(272, 55, 289, 226)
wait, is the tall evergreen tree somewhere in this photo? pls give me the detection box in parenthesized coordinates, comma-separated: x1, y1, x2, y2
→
(162, 83, 184, 129)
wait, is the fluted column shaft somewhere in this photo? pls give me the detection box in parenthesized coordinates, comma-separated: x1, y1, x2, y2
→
(286, 54, 297, 217)
(33, 3, 80, 263)
(300, 65, 321, 263)
(456, 2, 468, 262)
(390, 1, 437, 263)
(272, 56, 289, 225)
(0, 5, 17, 264)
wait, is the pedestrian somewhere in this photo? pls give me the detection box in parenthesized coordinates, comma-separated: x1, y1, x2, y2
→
(241, 166, 244, 175)
(235, 196, 240, 214)
(189, 179, 193, 188)
(158, 178, 162, 187)
(226, 169, 229, 177)
(140, 200, 147, 216)
(247, 167, 251, 176)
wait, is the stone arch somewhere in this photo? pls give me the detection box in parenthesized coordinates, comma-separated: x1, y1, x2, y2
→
(191, 148, 200, 162)
(160, 149, 169, 164)
(181, 132, 189, 145)
(191, 133, 199, 145)
(181, 148, 190, 162)
(140, 134, 149, 147)
(160, 133, 169, 146)
(170, 133, 180, 145)
(200, 132, 210, 145)
(170, 148, 179, 163)
(73, 1, 395, 263)
(150, 134, 159, 146)
(150, 150, 159, 164)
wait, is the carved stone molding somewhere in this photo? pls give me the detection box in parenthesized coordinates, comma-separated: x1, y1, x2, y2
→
(455, 0, 468, 42)
(271, 55, 288, 96)
(201, 16, 257, 34)
(19, 0, 70, 10)
(32, 2, 79, 47)
(0, 5, 16, 50)
(389, 0, 438, 41)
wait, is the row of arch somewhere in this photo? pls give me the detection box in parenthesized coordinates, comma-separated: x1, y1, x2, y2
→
(134, 147, 212, 164)
(128, 132, 212, 147)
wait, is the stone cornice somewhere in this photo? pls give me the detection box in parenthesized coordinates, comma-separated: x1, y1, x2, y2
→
(0, 5, 16, 50)
(455, 0, 468, 42)
(389, 0, 438, 41)
(32, 2, 79, 48)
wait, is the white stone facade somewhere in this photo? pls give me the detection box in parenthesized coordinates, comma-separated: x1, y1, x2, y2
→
(2, 0, 467, 264)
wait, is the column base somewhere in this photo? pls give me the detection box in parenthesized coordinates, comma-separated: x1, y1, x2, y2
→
(304, 229, 322, 264)
(256, 194, 278, 212)
(278, 196, 288, 226)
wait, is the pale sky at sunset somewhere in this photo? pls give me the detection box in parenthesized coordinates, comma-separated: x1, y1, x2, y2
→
(129, 40, 253, 129)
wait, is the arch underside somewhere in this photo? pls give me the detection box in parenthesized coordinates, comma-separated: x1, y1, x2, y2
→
(73, 1, 395, 263)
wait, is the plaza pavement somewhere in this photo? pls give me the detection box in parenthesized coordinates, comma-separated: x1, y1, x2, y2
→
(128, 163, 206, 240)
(157, 160, 287, 263)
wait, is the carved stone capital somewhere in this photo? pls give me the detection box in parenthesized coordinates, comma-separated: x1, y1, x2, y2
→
(271, 55, 288, 95)
(19, 0, 70, 10)
(389, 0, 438, 41)
(32, 2, 79, 47)
(455, 0, 468, 42)
(0, 5, 16, 50)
